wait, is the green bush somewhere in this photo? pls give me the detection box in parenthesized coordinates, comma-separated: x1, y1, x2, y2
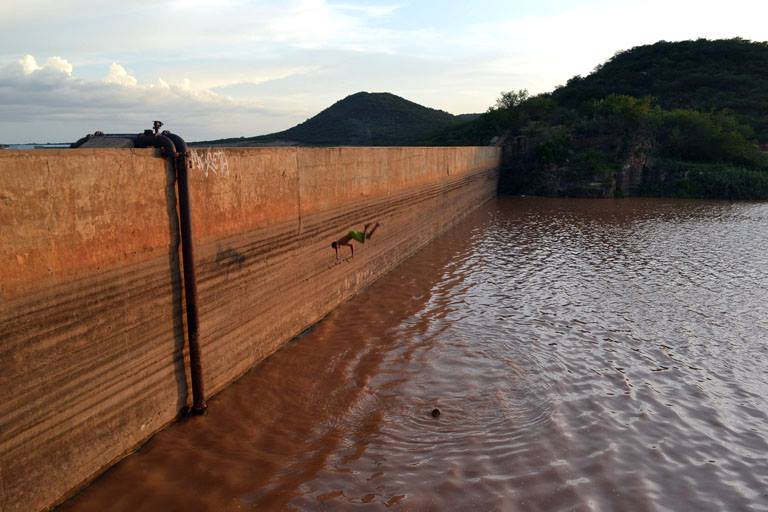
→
(642, 160, 768, 199)
(655, 109, 766, 168)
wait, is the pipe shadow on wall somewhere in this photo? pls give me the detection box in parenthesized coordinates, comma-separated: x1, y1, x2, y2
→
(163, 158, 189, 413)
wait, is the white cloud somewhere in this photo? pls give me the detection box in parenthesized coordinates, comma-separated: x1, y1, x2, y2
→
(45, 56, 73, 75)
(267, 0, 350, 49)
(104, 63, 138, 87)
(18, 54, 41, 74)
(0, 1, 412, 61)
(0, 54, 300, 143)
(3, 54, 74, 77)
(263, 0, 406, 51)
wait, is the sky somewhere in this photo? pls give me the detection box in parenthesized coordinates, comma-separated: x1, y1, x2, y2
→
(1, 0, 767, 143)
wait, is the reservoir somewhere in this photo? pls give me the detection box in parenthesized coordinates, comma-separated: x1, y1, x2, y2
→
(62, 197, 768, 511)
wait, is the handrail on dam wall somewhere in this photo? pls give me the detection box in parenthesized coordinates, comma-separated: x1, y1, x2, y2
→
(0, 142, 501, 512)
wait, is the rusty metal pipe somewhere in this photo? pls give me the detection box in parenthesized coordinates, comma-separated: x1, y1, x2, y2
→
(135, 129, 207, 415)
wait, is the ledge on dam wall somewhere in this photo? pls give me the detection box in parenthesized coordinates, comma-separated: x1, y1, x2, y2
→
(0, 145, 500, 512)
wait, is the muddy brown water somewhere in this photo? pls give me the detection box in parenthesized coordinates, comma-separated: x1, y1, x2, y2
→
(61, 198, 768, 511)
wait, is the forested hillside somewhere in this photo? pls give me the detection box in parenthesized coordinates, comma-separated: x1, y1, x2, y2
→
(429, 39, 768, 199)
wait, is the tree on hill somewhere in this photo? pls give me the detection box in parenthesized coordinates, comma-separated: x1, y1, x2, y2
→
(493, 89, 530, 110)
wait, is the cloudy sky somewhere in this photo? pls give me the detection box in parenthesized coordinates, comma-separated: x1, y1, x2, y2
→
(1, 0, 766, 143)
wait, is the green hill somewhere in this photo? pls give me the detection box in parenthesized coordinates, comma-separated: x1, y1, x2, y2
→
(195, 92, 471, 147)
(552, 38, 768, 141)
(428, 38, 768, 199)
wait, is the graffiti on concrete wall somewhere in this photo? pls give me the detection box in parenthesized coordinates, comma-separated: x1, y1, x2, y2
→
(189, 149, 230, 178)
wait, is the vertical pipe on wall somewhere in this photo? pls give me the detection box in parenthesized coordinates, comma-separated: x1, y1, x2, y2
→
(135, 128, 207, 415)
(163, 131, 207, 415)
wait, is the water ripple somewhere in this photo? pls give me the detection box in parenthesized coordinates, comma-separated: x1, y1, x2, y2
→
(62, 198, 768, 512)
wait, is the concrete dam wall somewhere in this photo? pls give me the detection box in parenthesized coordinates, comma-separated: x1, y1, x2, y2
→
(0, 146, 500, 512)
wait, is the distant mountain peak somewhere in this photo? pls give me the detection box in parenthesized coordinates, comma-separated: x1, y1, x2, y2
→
(194, 92, 473, 147)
